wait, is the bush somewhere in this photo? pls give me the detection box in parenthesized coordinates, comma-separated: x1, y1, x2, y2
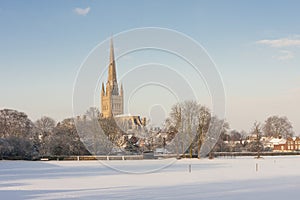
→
(0, 136, 38, 160)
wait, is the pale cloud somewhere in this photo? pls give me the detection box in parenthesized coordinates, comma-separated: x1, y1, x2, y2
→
(256, 36, 299, 60)
(74, 7, 90, 16)
(274, 50, 294, 60)
(256, 38, 300, 48)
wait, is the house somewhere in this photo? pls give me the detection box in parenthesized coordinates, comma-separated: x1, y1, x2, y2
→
(268, 138, 286, 149)
(261, 137, 275, 149)
(273, 137, 300, 151)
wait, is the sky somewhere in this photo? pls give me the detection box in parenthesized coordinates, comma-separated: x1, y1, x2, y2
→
(0, 0, 300, 134)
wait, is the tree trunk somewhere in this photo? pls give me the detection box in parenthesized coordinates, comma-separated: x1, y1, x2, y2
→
(197, 127, 203, 159)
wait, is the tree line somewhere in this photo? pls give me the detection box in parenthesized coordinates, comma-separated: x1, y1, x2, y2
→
(0, 109, 89, 160)
(0, 103, 295, 160)
(163, 101, 294, 158)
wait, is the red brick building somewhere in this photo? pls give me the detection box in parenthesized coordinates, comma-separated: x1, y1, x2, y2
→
(273, 137, 300, 151)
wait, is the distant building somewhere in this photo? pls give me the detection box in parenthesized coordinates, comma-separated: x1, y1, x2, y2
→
(273, 137, 300, 151)
(114, 114, 146, 133)
(101, 38, 123, 118)
(100, 38, 146, 131)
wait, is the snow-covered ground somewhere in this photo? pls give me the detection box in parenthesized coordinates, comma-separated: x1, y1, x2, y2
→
(1, 156, 300, 199)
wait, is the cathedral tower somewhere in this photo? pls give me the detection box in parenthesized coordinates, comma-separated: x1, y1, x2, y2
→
(101, 38, 124, 118)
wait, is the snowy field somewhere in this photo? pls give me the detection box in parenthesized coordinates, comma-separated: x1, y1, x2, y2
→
(1, 156, 300, 200)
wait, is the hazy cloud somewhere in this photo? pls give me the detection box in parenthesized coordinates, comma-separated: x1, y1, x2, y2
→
(256, 36, 299, 60)
(74, 7, 90, 16)
(274, 50, 294, 60)
(257, 38, 300, 48)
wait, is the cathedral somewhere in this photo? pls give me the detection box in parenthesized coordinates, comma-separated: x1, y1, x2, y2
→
(101, 38, 124, 118)
(100, 38, 146, 129)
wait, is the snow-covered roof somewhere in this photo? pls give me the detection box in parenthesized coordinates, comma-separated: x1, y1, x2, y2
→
(115, 114, 141, 117)
(270, 138, 286, 145)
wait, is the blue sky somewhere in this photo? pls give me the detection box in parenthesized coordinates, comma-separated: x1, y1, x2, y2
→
(1, 0, 300, 134)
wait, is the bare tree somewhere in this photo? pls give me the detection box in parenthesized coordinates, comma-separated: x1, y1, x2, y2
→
(207, 117, 229, 154)
(85, 107, 102, 154)
(85, 107, 100, 119)
(75, 107, 127, 155)
(50, 118, 89, 156)
(35, 116, 56, 156)
(197, 106, 211, 159)
(35, 117, 56, 135)
(263, 116, 294, 138)
(167, 103, 182, 156)
(252, 122, 263, 158)
(182, 101, 199, 157)
(0, 109, 38, 159)
(0, 109, 36, 139)
(165, 101, 214, 158)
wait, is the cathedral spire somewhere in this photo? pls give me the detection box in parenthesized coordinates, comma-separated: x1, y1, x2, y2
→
(101, 37, 123, 118)
(101, 82, 105, 95)
(120, 83, 123, 96)
(108, 37, 117, 83)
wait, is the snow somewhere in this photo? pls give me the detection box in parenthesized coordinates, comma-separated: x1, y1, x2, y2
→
(1, 156, 300, 199)
(270, 138, 286, 145)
